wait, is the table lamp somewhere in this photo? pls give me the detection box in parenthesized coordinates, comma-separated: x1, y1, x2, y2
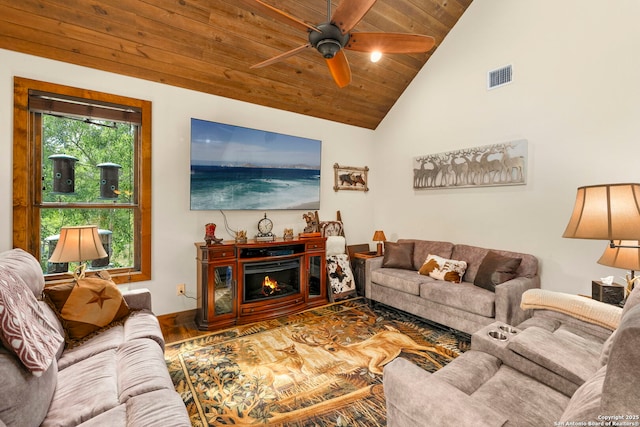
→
(598, 240, 640, 296)
(49, 225, 108, 278)
(562, 183, 640, 242)
(372, 230, 387, 256)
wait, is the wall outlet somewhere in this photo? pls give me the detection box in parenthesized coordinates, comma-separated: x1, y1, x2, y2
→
(176, 283, 185, 296)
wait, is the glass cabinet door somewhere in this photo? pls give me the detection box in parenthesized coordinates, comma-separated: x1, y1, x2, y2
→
(307, 254, 322, 298)
(213, 265, 234, 315)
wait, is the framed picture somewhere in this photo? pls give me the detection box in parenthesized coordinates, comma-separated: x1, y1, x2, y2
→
(413, 139, 527, 189)
(333, 163, 369, 192)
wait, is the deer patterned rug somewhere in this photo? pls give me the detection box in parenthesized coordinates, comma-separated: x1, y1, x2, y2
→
(165, 298, 469, 426)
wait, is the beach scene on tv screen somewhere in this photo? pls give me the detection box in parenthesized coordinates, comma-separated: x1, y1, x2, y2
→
(190, 118, 321, 210)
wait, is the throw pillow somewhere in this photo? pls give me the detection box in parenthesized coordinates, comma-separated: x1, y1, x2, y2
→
(0, 265, 64, 376)
(418, 254, 467, 283)
(382, 241, 415, 270)
(44, 276, 130, 341)
(474, 251, 522, 292)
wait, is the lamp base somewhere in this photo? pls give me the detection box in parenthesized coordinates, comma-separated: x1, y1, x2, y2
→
(376, 242, 383, 256)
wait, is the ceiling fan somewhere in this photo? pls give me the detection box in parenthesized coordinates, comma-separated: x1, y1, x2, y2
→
(245, 0, 436, 88)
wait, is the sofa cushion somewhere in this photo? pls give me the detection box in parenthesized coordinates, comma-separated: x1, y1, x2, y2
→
(44, 277, 130, 341)
(399, 239, 454, 271)
(371, 268, 427, 296)
(382, 241, 414, 270)
(559, 366, 605, 423)
(601, 304, 640, 412)
(43, 349, 120, 427)
(116, 339, 176, 402)
(0, 265, 64, 376)
(473, 251, 522, 292)
(419, 281, 496, 318)
(418, 254, 467, 283)
(506, 326, 601, 385)
(471, 365, 569, 426)
(0, 249, 45, 297)
(0, 346, 58, 427)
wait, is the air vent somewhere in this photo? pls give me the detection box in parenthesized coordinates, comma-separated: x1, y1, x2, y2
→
(487, 65, 512, 89)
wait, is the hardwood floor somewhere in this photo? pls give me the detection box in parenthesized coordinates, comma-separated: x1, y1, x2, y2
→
(158, 309, 210, 344)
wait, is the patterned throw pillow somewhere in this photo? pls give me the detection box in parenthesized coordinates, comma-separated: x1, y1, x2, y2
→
(0, 265, 64, 376)
(44, 276, 130, 341)
(418, 254, 468, 283)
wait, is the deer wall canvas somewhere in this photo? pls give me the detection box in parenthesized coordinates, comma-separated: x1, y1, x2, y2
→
(413, 139, 528, 189)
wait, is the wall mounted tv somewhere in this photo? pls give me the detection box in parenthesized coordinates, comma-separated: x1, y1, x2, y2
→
(190, 118, 321, 210)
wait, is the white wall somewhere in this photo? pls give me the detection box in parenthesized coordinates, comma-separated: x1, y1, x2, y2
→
(374, 0, 640, 294)
(0, 49, 376, 315)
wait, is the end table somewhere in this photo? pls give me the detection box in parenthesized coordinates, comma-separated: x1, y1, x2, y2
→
(353, 251, 381, 296)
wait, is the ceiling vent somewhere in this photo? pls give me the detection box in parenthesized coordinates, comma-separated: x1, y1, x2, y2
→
(487, 65, 512, 90)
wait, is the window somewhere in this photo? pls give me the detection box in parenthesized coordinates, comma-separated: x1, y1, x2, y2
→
(13, 77, 151, 284)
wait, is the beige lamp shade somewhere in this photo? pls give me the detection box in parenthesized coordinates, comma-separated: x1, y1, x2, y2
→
(49, 225, 108, 263)
(598, 240, 640, 271)
(562, 183, 640, 240)
(372, 230, 387, 242)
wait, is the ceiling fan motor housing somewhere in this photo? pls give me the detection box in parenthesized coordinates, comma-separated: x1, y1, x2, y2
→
(309, 23, 350, 58)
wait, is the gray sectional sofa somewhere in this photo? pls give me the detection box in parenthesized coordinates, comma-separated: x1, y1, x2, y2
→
(0, 249, 190, 427)
(365, 239, 540, 334)
(384, 285, 638, 426)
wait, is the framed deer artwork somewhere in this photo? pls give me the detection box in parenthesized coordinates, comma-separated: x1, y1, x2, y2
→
(333, 163, 369, 192)
(413, 139, 528, 190)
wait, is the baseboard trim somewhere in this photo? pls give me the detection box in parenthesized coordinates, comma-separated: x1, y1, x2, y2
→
(158, 309, 197, 328)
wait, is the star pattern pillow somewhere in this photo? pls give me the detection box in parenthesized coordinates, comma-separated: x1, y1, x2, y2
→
(44, 276, 130, 340)
(418, 254, 468, 283)
(0, 265, 64, 376)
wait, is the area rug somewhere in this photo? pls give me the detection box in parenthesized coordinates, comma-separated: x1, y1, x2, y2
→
(165, 298, 469, 426)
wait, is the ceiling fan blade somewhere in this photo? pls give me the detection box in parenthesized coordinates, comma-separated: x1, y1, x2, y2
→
(242, 0, 320, 33)
(251, 44, 311, 69)
(325, 50, 351, 88)
(331, 0, 377, 35)
(345, 32, 436, 53)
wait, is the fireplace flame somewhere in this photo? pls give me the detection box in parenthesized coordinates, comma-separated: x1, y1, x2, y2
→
(262, 276, 279, 296)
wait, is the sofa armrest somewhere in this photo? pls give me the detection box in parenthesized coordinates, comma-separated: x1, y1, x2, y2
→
(364, 256, 384, 297)
(495, 275, 541, 326)
(122, 288, 153, 311)
(520, 289, 622, 330)
(384, 358, 507, 427)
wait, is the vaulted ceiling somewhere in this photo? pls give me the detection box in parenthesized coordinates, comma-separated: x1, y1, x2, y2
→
(0, 0, 472, 129)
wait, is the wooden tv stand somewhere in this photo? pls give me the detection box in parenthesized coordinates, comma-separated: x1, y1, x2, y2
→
(195, 236, 327, 330)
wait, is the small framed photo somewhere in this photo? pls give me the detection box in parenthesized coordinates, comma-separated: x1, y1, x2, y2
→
(333, 163, 369, 192)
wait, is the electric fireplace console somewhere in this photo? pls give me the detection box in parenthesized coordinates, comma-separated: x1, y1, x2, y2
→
(194, 237, 327, 330)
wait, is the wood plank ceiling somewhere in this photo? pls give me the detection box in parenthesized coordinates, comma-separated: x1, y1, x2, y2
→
(0, 0, 472, 129)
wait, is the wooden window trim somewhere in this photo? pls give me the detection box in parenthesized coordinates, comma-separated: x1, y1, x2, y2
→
(13, 77, 152, 285)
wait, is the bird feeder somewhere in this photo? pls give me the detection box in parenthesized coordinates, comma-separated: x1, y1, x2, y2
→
(97, 162, 122, 199)
(48, 154, 79, 194)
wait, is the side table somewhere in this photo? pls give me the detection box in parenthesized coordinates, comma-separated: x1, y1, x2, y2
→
(353, 251, 381, 297)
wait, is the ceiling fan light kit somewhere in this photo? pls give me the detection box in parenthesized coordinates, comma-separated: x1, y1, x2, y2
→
(246, 0, 435, 87)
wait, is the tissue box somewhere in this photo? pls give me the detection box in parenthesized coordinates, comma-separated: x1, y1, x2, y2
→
(592, 281, 624, 305)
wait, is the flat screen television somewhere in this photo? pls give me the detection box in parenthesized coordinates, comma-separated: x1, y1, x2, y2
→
(190, 118, 321, 210)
